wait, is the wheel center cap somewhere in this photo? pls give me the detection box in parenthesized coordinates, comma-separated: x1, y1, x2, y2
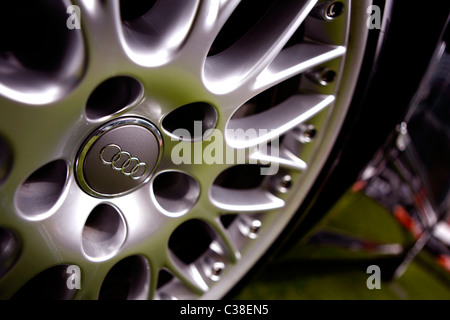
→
(76, 117, 162, 198)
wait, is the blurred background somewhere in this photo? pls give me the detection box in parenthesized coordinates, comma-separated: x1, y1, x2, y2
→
(234, 188, 450, 299)
(234, 36, 450, 299)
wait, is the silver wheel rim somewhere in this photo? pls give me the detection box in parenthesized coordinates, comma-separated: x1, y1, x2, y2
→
(0, 0, 371, 299)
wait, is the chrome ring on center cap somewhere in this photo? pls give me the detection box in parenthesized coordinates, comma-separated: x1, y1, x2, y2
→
(75, 117, 163, 198)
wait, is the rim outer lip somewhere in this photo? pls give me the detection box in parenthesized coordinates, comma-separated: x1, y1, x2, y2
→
(75, 117, 163, 198)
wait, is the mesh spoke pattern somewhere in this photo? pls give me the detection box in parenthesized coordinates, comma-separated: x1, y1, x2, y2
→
(0, 0, 368, 299)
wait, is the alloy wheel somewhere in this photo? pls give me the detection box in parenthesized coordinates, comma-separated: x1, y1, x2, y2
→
(0, 0, 371, 299)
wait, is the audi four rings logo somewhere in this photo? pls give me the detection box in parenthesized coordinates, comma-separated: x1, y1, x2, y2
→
(100, 144, 148, 180)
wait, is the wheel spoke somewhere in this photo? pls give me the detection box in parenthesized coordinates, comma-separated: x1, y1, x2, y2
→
(0, 104, 81, 205)
(166, 252, 208, 295)
(73, 0, 124, 63)
(254, 43, 346, 93)
(0, 229, 74, 299)
(227, 94, 335, 148)
(204, 0, 318, 94)
(0, 0, 371, 300)
(250, 147, 308, 172)
(114, 0, 201, 68)
(210, 186, 285, 212)
(206, 217, 241, 263)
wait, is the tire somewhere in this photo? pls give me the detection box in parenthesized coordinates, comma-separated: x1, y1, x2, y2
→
(0, 0, 434, 300)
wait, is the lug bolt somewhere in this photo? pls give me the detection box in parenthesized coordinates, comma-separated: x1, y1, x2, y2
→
(238, 217, 262, 239)
(326, 2, 345, 19)
(303, 128, 317, 142)
(279, 175, 292, 193)
(248, 220, 262, 238)
(210, 261, 225, 280)
(320, 69, 336, 85)
(311, 1, 345, 21)
(306, 68, 336, 86)
(296, 124, 317, 143)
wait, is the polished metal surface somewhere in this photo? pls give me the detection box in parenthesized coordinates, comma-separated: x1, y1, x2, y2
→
(0, 0, 371, 299)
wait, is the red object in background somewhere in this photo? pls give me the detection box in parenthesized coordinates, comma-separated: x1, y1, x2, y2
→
(437, 255, 450, 272)
(393, 205, 423, 239)
(351, 180, 367, 193)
